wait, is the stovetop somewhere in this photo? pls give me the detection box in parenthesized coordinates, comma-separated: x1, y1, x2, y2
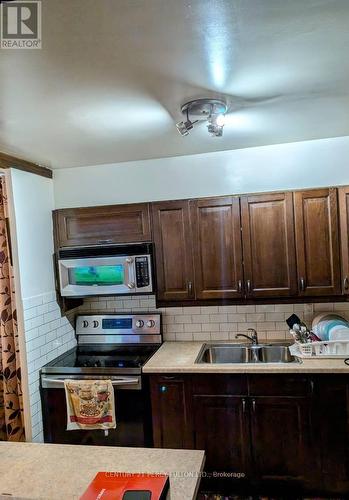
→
(41, 313, 162, 375)
(41, 344, 160, 375)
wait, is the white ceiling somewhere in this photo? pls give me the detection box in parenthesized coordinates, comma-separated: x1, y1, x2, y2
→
(1, 0, 349, 169)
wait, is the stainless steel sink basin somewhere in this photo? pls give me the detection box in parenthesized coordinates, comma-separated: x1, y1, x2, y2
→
(195, 343, 296, 364)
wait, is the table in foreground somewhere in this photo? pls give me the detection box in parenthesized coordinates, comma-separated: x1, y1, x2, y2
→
(0, 442, 205, 500)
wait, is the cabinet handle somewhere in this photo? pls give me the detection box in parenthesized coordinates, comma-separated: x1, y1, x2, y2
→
(246, 280, 251, 294)
(310, 380, 314, 395)
(242, 398, 246, 413)
(252, 399, 256, 413)
(237, 280, 243, 294)
(300, 277, 306, 292)
(187, 281, 193, 296)
(344, 277, 349, 291)
(97, 239, 113, 244)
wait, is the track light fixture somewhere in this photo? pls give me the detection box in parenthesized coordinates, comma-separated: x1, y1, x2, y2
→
(176, 98, 227, 137)
(175, 108, 198, 136)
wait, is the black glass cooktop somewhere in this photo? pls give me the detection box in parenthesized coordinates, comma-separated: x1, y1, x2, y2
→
(41, 345, 160, 374)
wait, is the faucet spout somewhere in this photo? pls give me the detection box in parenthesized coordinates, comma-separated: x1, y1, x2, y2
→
(235, 329, 259, 345)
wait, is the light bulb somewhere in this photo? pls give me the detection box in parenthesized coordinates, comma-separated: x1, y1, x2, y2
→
(215, 114, 226, 127)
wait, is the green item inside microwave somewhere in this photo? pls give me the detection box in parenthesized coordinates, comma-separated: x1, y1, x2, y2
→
(69, 265, 124, 285)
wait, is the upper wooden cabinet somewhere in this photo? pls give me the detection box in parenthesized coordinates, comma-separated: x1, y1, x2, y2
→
(191, 197, 244, 299)
(151, 200, 195, 301)
(241, 192, 297, 297)
(338, 186, 349, 294)
(53, 203, 151, 247)
(294, 188, 341, 296)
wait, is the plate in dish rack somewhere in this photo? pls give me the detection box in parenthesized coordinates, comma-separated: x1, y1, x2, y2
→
(312, 313, 349, 341)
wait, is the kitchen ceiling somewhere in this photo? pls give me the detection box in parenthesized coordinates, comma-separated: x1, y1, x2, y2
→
(1, 0, 349, 169)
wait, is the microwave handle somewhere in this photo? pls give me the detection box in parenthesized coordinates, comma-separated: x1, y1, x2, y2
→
(125, 257, 136, 290)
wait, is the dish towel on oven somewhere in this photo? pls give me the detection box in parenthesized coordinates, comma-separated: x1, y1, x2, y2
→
(64, 379, 116, 430)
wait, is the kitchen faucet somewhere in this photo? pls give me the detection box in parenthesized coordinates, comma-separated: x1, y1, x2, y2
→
(235, 328, 259, 345)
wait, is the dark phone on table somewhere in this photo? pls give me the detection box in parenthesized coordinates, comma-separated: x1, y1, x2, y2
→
(122, 491, 152, 500)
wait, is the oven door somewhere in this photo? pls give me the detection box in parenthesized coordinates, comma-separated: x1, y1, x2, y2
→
(40, 375, 153, 447)
(58, 256, 136, 296)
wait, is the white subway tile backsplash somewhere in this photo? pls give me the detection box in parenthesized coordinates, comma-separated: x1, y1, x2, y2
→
(209, 313, 228, 323)
(256, 304, 275, 312)
(274, 304, 294, 312)
(219, 323, 238, 332)
(227, 313, 246, 322)
(174, 315, 192, 324)
(238, 322, 256, 331)
(201, 306, 219, 314)
(77, 295, 349, 346)
(333, 302, 349, 310)
(237, 305, 255, 313)
(266, 312, 285, 322)
(165, 323, 184, 333)
(218, 305, 237, 313)
(23, 291, 76, 443)
(257, 321, 276, 331)
(184, 323, 201, 333)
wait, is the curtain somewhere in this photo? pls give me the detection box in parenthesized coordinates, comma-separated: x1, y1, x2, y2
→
(0, 177, 25, 441)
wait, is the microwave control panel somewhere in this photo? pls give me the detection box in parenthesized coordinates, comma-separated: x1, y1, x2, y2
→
(135, 256, 150, 288)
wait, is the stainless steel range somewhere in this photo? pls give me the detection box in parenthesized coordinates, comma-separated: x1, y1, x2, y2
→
(40, 313, 161, 447)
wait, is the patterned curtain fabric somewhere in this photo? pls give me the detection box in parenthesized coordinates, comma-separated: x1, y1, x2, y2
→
(0, 178, 25, 441)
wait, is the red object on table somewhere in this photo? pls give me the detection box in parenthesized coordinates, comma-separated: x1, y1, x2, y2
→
(80, 472, 169, 500)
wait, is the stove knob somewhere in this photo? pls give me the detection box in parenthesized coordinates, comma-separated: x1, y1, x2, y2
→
(93, 320, 99, 328)
(146, 320, 155, 328)
(135, 320, 144, 328)
(82, 320, 89, 328)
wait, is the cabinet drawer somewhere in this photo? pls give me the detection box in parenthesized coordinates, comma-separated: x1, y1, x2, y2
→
(192, 374, 247, 395)
(248, 375, 310, 397)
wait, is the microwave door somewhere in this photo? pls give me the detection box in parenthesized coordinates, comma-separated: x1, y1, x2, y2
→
(59, 257, 133, 297)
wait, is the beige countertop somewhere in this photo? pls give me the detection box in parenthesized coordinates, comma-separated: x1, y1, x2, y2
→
(143, 341, 349, 373)
(0, 442, 204, 500)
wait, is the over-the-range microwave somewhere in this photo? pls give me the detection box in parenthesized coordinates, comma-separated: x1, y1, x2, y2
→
(57, 243, 153, 297)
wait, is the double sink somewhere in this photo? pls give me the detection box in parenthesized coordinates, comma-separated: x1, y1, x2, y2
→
(196, 343, 296, 364)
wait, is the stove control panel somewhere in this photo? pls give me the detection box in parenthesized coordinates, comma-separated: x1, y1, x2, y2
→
(76, 313, 161, 345)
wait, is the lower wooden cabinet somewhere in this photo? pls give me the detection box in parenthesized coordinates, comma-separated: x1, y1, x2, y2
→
(149, 373, 349, 495)
(193, 395, 249, 474)
(250, 396, 312, 483)
(313, 376, 349, 494)
(149, 375, 192, 449)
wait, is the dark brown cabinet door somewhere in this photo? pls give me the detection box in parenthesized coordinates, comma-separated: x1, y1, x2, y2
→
(338, 186, 349, 294)
(149, 376, 192, 449)
(151, 200, 195, 301)
(314, 377, 349, 493)
(191, 197, 244, 299)
(193, 395, 250, 475)
(294, 188, 341, 296)
(250, 396, 312, 484)
(54, 203, 151, 247)
(241, 192, 297, 297)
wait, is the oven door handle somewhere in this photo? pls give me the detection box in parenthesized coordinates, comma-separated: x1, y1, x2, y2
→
(41, 377, 140, 389)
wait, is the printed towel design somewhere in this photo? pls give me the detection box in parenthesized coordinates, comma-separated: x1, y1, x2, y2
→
(64, 379, 116, 430)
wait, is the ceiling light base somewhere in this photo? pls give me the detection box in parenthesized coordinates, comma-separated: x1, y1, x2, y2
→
(181, 98, 227, 120)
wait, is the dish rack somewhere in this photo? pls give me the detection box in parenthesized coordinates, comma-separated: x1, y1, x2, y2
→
(290, 340, 349, 358)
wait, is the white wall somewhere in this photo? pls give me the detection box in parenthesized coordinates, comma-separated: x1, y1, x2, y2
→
(10, 170, 55, 298)
(8, 169, 76, 442)
(54, 136, 349, 208)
